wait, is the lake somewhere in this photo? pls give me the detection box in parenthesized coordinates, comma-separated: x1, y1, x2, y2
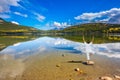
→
(0, 35, 120, 80)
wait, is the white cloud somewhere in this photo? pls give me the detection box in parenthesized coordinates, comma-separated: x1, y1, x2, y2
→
(53, 22, 61, 27)
(53, 21, 71, 28)
(14, 12, 28, 18)
(75, 13, 101, 20)
(74, 8, 120, 23)
(0, 0, 21, 13)
(0, 14, 10, 18)
(61, 22, 69, 27)
(33, 12, 46, 22)
(109, 14, 120, 24)
(0, 0, 22, 19)
(34, 21, 71, 30)
(11, 21, 19, 25)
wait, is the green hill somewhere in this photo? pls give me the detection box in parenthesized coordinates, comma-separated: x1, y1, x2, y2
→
(57, 23, 120, 34)
(0, 18, 39, 35)
(0, 18, 120, 36)
(0, 20, 37, 32)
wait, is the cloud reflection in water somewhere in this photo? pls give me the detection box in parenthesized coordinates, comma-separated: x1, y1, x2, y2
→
(0, 37, 120, 59)
(0, 54, 25, 79)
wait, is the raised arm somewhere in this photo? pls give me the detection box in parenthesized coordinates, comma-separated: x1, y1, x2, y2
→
(83, 35, 86, 43)
(91, 36, 94, 42)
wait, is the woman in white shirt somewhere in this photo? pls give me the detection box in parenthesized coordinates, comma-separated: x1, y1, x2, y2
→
(83, 35, 94, 64)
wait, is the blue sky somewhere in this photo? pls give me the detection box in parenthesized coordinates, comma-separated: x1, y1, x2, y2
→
(0, 0, 120, 30)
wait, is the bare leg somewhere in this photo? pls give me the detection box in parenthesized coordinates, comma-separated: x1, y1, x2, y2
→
(86, 52, 90, 60)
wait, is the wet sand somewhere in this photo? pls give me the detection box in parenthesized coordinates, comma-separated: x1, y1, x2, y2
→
(0, 51, 120, 80)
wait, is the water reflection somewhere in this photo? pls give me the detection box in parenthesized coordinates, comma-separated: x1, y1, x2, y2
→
(108, 35, 120, 41)
(0, 54, 25, 79)
(0, 35, 40, 51)
(0, 37, 120, 59)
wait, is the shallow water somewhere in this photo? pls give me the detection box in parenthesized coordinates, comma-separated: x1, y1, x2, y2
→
(0, 36, 120, 80)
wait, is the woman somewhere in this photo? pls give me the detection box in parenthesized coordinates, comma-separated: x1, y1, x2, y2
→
(83, 35, 94, 64)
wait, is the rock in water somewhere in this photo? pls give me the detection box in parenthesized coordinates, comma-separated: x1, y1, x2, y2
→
(56, 64, 61, 67)
(86, 60, 95, 65)
(62, 54, 65, 57)
(99, 76, 113, 80)
(114, 75, 120, 79)
(74, 68, 80, 72)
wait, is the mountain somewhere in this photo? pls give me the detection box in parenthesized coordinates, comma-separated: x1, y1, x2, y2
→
(0, 18, 38, 35)
(52, 27, 64, 30)
(0, 18, 5, 23)
(57, 23, 120, 34)
(0, 17, 120, 36)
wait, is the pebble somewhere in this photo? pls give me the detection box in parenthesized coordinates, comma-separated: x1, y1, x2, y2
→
(99, 76, 113, 80)
(80, 78, 85, 80)
(86, 60, 95, 65)
(62, 54, 65, 57)
(71, 60, 74, 62)
(79, 70, 83, 73)
(74, 68, 80, 72)
(56, 64, 61, 67)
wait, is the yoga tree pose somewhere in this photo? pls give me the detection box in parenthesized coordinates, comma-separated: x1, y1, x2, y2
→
(83, 35, 94, 61)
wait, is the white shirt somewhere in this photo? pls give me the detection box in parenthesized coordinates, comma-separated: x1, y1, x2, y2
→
(84, 42, 93, 53)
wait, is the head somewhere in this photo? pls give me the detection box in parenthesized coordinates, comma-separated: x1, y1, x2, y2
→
(87, 41, 90, 44)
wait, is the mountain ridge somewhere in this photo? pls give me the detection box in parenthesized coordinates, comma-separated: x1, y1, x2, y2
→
(0, 18, 120, 35)
(0, 18, 38, 33)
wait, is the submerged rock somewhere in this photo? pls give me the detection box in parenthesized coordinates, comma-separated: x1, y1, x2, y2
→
(56, 64, 61, 67)
(62, 54, 65, 57)
(99, 76, 113, 80)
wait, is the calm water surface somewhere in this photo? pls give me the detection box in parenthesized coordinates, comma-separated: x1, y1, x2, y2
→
(0, 36, 120, 59)
(0, 36, 120, 79)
